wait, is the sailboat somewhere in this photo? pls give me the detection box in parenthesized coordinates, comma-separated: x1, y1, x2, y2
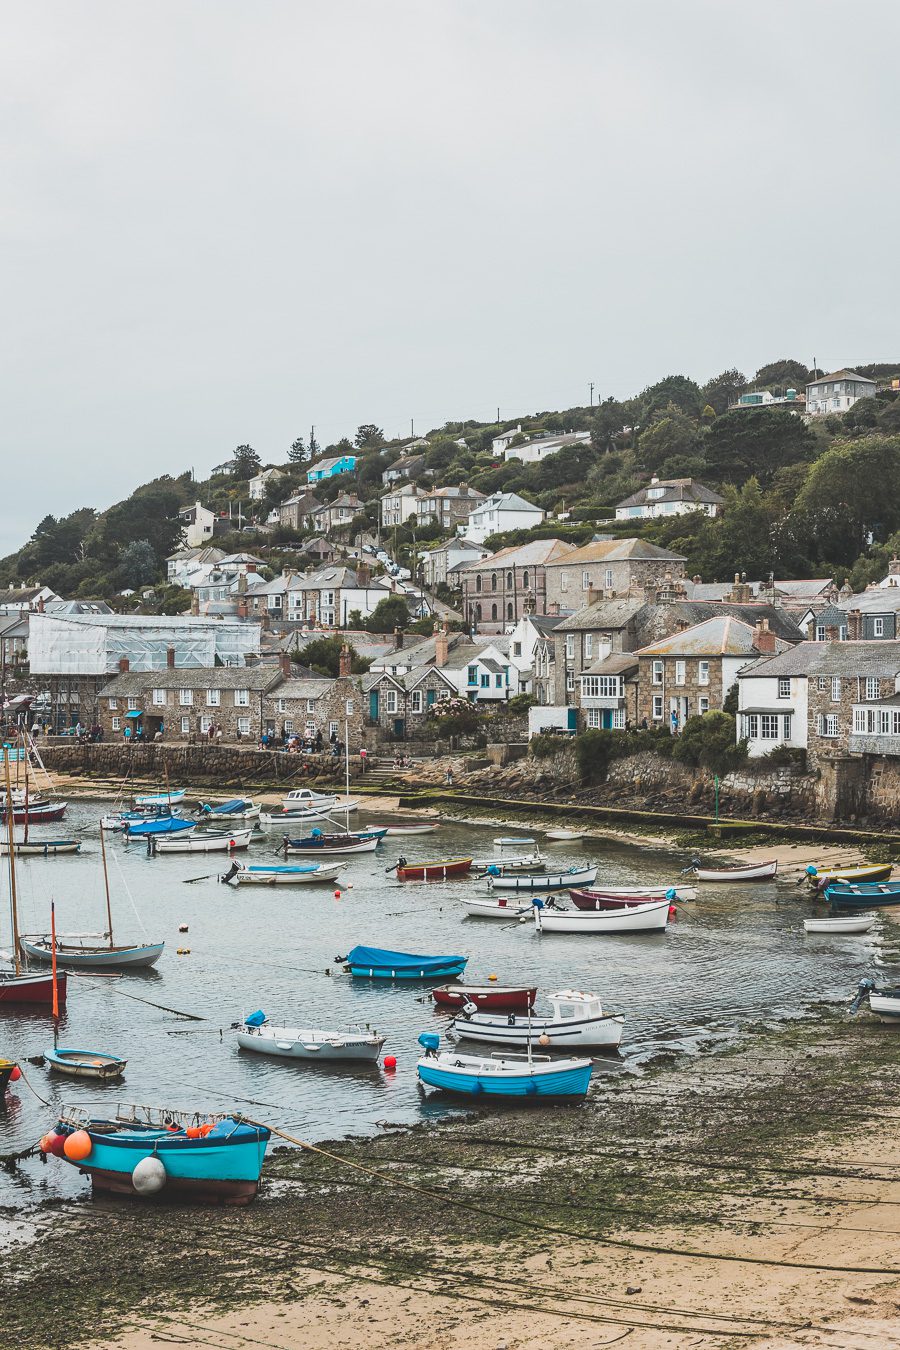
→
(42, 903, 125, 1080)
(0, 747, 68, 1007)
(0, 754, 81, 856)
(0, 731, 68, 823)
(19, 824, 165, 970)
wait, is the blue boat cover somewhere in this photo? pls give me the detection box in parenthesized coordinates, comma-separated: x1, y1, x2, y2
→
(211, 799, 247, 814)
(346, 946, 465, 970)
(246, 864, 320, 873)
(245, 1010, 266, 1026)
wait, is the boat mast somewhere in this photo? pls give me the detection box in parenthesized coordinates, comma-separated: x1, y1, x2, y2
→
(51, 900, 59, 1049)
(22, 735, 29, 847)
(344, 707, 350, 805)
(99, 824, 115, 948)
(3, 748, 21, 976)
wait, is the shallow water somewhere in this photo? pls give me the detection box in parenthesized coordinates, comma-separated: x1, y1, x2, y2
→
(0, 800, 891, 1208)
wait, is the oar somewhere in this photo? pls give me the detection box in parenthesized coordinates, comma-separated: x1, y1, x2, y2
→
(183, 873, 219, 884)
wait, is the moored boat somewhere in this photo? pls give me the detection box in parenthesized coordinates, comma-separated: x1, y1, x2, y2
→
(807, 863, 893, 890)
(383, 822, 439, 836)
(824, 880, 900, 910)
(462, 897, 531, 920)
(850, 977, 900, 1023)
(281, 788, 338, 812)
(532, 897, 670, 934)
(570, 890, 678, 911)
(690, 859, 778, 882)
(487, 865, 598, 892)
(199, 798, 260, 821)
(259, 800, 361, 827)
(0, 1058, 18, 1092)
(47, 1104, 271, 1204)
(152, 828, 253, 855)
(473, 854, 545, 875)
(237, 1011, 384, 1061)
(134, 790, 185, 807)
(493, 837, 535, 847)
(0, 838, 81, 856)
(124, 816, 195, 838)
(281, 831, 380, 856)
(2, 801, 67, 824)
(44, 1047, 126, 1079)
(224, 862, 345, 885)
(0, 969, 67, 1006)
(545, 829, 584, 842)
(431, 984, 536, 1012)
(416, 1033, 592, 1101)
(341, 945, 467, 981)
(803, 915, 876, 934)
(449, 990, 624, 1051)
(570, 883, 696, 906)
(20, 935, 165, 970)
(395, 857, 473, 881)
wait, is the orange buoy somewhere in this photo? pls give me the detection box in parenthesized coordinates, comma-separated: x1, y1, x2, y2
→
(39, 1134, 54, 1154)
(9, 1065, 20, 1081)
(63, 1130, 92, 1162)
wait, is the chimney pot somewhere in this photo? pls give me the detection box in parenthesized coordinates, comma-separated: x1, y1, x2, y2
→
(166, 646, 176, 669)
(279, 652, 293, 678)
(339, 643, 352, 678)
(752, 620, 777, 654)
(118, 657, 130, 673)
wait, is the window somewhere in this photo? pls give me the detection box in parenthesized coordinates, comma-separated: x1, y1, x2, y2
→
(127, 697, 138, 711)
(108, 698, 117, 710)
(584, 634, 593, 660)
(817, 676, 828, 692)
(744, 714, 759, 739)
(565, 634, 575, 661)
(180, 716, 190, 734)
(410, 690, 422, 714)
(612, 708, 626, 729)
(652, 660, 663, 685)
(698, 696, 709, 714)
(816, 626, 826, 642)
(513, 641, 522, 657)
(328, 721, 339, 736)
(874, 617, 885, 637)
(111, 717, 120, 732)
(698, 661, 710, 686)
(604, 568, 613, 590)
(475, 575, 482, 593)
(652, 695, 664, 720)
(865, 676, 880, 700)
(206, 689, 220, 707)
(491, 604, 498, 622)
(234, 716, 249, 736)
(582, 675, 620, 698)
(438, 689, 450, 701)
(566, 672, 575, 692)
(200, 715, 212, 734)
(475, 604, 482, 621)
(582, 571, 591, 591)
(506, 571, 513, 589)
(467, 665, 478, 685)
(495, 673, 504, 687)
(234, 689, 250, 707)
(522, 571, 529, 589)
(179, 689, 193, 706)
(760, 714, 779, 739)
(818, 714, 839, 737)
(675, 660, 686, 686)
(586, 709, 602, 728)
(831, 676, 841, 702)
(560, 570, 569, 592)
(782, 714, 791, 740)
(383, 689, 397, 713)
(491, 573, 497, 591)
(853, 707, 867, 733)
(777, 678, 790, 699)
(480, 674, 489, 688)
(306, 699, 316, 713)
(507, 602, 513, 621)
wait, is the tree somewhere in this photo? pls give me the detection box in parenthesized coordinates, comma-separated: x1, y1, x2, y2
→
(117, 539, 159, 589)
(671, 711, 747, 775)
(295, 637, 370, 677)
(354, 424, 385, 450)
(638, 375, 703, 421)
(796, 435, 900, 564)
(704, 409, 816, 487)
(842, 398, 880, 434)
(700, 369, 747, 416)
(364, 595, 413, 633)
(288, 436, 307, 463)
(752, 359, 810, 394)
(637, 406, 703, 476)
(231, 444, 261, 479)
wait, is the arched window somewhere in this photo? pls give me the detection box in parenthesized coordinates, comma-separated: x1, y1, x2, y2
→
(491, 603, 498, 621)
(506, 602, 513, 621)
(475, 575, 482, 593)
(475, 603, 482, 622)
(506, 571, 513, 589)
(491, 573, 497, 591)
(523, 570, 529, 589)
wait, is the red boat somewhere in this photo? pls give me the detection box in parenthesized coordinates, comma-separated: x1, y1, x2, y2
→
(0, 969, 68, 1006)
(395, 857, 472, 881)
(431, 984, 536, 1012)
(2, 801, 68, 824)
(570, 889, 669, 911)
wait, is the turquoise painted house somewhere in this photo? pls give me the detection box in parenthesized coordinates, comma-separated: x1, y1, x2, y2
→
(307, 454, 357, 485)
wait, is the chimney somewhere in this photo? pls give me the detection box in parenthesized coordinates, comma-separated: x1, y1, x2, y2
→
(692, 574, 702, 585)
(825, 625, 839, 643)
(586, 584, 597, 607)
(847, 608, 862, 641)
(356, 562, 370, 586)
(236, 596, 248, 619)
(118, 657, 130, 673)
(435, 622, 449, 668)
(643, 582, 658, 606)
(523, 590, 536, 617)
(727, 572, 752, 604)
(279, 652, 293, 679)
(339, 643, 352, 678)
(752, 618, 777, 654)
(191, 589, 200, 616)
(394, 626, 404, 650)
(37, 596, 45, 613)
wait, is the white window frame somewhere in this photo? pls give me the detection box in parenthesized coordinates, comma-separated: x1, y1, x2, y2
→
(652, 660, 663, 686)
(745, 713, 759, 739)
(306, 699, 316, 713)
(698, 661, 710, 686)
(200, 715, 212, 734)
(152, 689, 166, 706)
(410, 689, 423, 714)
(698, 696, 709, 715)
(777, 678, 790, 699)
(108, 698, 118, 710)
(831, 676, 841, 702)
(127, 696, 138, 711)
(206, 689, 221, 707)
(604, 568, 613, 590)
(565, 634, 575, 661)
(652, 695, 664, 720)
(180, 716, 190, 734)
(584, 633, 593, 660)
(874, 617, 885, 637)
(675, 660, 686, 686)
(865, 676, 880, 700)
(237, 716, 251, 736)
(760, 714, 779, 740)
(383, 689, 398, 714)
(179, 689, 193, 706)
(111, 717, 121, 732)
(329, 721, 339, 736)
(234, 689, 250, 707)
(582, 571, 591, 591)
(586, 709, 602, 728)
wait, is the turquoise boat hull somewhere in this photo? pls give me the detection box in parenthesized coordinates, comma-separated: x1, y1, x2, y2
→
(348, 958, 467, 980)
(56, 1117, 270, 1205)
(417, 1060, 592, 1100)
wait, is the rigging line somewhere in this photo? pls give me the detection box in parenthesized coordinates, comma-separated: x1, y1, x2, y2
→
(245, 1120, 900, 1278)
(108, 840, 149, 937)
(13, 1063, 51, 1107)
(86, 983, 205, 1021)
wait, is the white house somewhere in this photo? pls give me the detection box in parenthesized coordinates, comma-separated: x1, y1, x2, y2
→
(420, 537, 491, 589)
(805, 369, 876, 416)
(736, 653, 810, 758)
(380, 483, 424, 530)
(615, 477, 725, 521)
(502, 430, 591, 465)
(506, 612, 562, 693)
(178, 502, 217, 549)
(248, 467, 285, 501)
(459, 492, 545, 545)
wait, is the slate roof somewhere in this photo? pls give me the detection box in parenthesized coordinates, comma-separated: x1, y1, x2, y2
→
(546, 539, 687, 566)
(635, 615, 791, 658)
(809, 605, 846, 629)
(558, 598, 803, 645)
(460, 539, 574, 571)
(272, 678, 345, 700)
(739, 640, 900, 679)
(99, 668, 282, 698)
(582, 652, 639, 677)
(841, 589, 900, 614)
(807, 369, 876, 386)
(616, 479, 725, 509)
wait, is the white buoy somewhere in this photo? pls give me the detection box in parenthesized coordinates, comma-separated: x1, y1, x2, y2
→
(132, 1155, 167, 1195)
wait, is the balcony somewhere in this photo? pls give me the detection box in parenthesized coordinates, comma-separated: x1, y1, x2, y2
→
(849, 733, 900, 757)
(580, 695, 625, 710)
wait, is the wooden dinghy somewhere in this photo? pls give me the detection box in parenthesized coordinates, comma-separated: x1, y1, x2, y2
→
(237, 1011, 384, 1061)
(803, 915, 876, 934)
(531, 897, 670, 934)
(0, 838, 81, 856)
(383, 822, 439, 836)
(544, 829, 584, 842)
(431, 984, 536, 1012)
(20, 935, 165, 970)
(44, 1047, 126, 1080)
(824, 880, 900, 910)
(394, 857, 473, 881)
(416, 1033, 592, 1101)
(152, 828, 254, 854)
(807, 863, 893, 890)
(225, 862, 345, 885)
(281, 831, 380, 856)
(487, 865, 598, 892)
(570, 883, 697, 906)
(690, 859, 778, 882)
(462, 897, 531, 920)
(2, 801, 68, 824)
(473, 853, 545, 875)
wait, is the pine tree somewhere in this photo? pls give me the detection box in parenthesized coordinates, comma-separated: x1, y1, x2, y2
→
(288, 436, 306, 463)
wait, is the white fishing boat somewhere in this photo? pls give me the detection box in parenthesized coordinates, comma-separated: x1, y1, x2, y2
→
(473, 853, 545, 874)
(531, 898, 670, 934)
(223, 862, 345, 886)
(281, 789, 338, 812)
(462, 897, 531, 920)
(416, 1033, 592, 1100)
(259, 800, 361, 827)
(690, 859, 778, 882)
(544, 829, 584, 842)
(281, 833, 379, 856)
(449, 990, 624, 1050)
(236, 1012, 384, 1061)
(803, 915, 876, 935)
(152, 828, 254, 854)
(487, 865, 598, 892)
(134, 790, 185, 807)
(494, 837, 535, 847)
(20, 933, 165, 969)
(383, 822, 439, 836)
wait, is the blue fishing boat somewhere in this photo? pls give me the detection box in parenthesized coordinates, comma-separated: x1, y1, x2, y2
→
(49, 1104, 271, 1204)
(825, 880, 900, 910)
(44, 1047, 126, 1079)
(124, 816, 195, 838)
(341, 945, 467, 980)
(416, 1033, 592, 1101)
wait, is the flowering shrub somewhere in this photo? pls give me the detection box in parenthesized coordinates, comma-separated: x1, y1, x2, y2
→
(426, 697, 484, 738)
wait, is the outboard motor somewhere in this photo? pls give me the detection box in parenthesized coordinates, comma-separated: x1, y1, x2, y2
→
(221, 860, 241, 885)
(849, 976, 876, 1015)
(417, 1032, 440, 1057)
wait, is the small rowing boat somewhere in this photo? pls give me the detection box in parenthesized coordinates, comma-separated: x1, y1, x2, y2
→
(383, 822, 439, 836)
(449, 990, 624, 1051)
(224, 862, 345, 885)
(690, 859, 778, 882)
(199, 798, 260, 821)
(807, 863, 893, 890)
(532, 897, 670, 934)
(281, 831, 380, 856)
(134, 790, 185, 807)
(487, 865, 598, 892)
(44, 1047, 126, 1080)
(416, 1033, 592, 1101)
(850, 977, 900, 1023)
(152, 829, 253, 854)
(544, 829, 584, 842)
(431, 984, 536, 1012)
(341, 946, 467, 980)
(237, 1011, 384, 1061)
(124, 816, 195, 838)
(824, 880, 900, 910)
(1, 801, 68, 824)
(0, 1059, 18, 1093)
(570, 883, 697, 906)
(473, 854, 545, 875)
(395, 857, 473, 881)
(803, 915, 876, 934)
(494, 837, 535, 847)
(0, 838, 81, 856)
(462, 897, 530, 920)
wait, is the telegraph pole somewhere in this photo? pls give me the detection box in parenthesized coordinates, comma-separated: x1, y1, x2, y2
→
(589, 382, 595, 408)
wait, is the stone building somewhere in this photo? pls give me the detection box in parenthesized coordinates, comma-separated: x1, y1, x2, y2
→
(543, 539, 687, 615)
(458, 539, 575, 631)
(261, 670, 363, 746)
(363, 667, 456, 739)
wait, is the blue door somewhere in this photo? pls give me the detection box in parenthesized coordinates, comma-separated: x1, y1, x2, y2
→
(369, 691, 379, 721)
(567, 708, 578, 732)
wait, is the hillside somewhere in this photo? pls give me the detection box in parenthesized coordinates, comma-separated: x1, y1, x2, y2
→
(3, 356, 900, 606)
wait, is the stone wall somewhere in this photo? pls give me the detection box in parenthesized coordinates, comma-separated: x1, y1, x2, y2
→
(39, 742, 370, 788)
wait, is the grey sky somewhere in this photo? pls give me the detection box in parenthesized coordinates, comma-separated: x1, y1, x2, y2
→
(1, 1, 897, 555)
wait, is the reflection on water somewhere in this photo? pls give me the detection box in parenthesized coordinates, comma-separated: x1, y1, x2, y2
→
(0, 801, 886, 1205)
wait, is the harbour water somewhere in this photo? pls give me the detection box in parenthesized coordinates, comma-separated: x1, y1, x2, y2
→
(0, 800, 892, 1209)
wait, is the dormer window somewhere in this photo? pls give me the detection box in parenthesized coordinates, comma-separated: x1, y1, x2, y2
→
(647, 487, 665, 500)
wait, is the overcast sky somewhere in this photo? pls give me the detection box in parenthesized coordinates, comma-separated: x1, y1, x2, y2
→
(1, 1, 897, 555)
